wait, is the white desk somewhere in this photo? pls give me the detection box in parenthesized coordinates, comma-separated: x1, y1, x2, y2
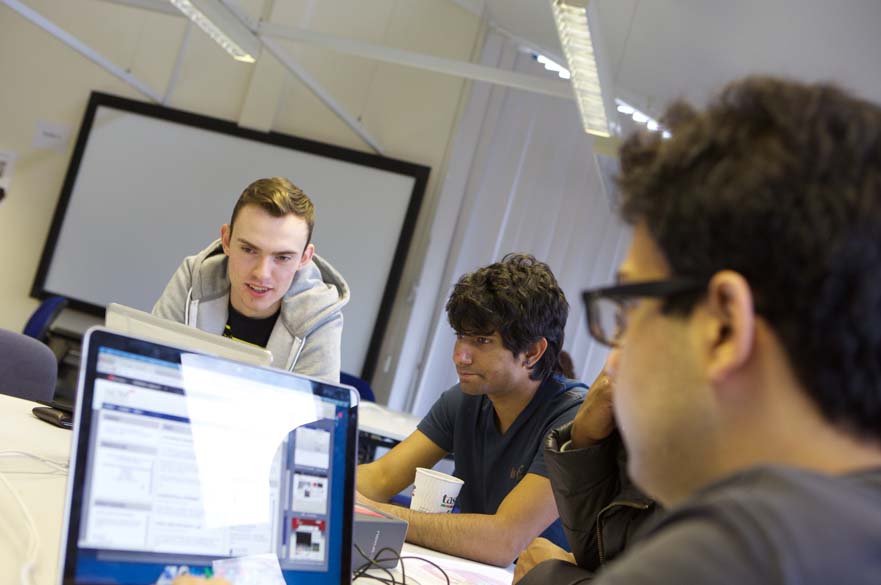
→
(0, 394, 71, 585)
(372, 543, 514, 585)
(0, 394, 510, 585)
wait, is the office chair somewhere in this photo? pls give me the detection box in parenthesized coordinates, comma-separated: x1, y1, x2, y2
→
(340, 371, 376, 403)
(22, 295, 68, 343)
(0, 328, 58, 403)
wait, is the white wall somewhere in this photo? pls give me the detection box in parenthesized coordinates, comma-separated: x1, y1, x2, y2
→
(376, 30, 630, 415)
(0, 0, 481, 369)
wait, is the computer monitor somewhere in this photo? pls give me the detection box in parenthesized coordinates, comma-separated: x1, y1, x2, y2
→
(105, 303, 273, 367)
(59, 328, 358, 584)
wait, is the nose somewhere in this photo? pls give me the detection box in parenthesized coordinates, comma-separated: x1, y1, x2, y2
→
(252, 255, 272, 280)
(453, 341, 472, 366)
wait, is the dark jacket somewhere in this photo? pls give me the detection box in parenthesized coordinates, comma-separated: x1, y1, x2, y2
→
(542, 424, 663, 575)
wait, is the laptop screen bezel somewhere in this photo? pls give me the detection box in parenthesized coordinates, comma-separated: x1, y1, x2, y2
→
(60, 327, 357, 585)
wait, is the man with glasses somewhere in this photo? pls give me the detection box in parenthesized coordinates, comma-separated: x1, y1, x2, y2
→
(517, 77, 881, 584)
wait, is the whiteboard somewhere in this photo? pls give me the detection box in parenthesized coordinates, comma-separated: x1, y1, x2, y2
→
(33, 92, 429, 379)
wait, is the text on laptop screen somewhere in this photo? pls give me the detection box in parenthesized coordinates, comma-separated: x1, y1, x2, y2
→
(64, 332, 356, 585)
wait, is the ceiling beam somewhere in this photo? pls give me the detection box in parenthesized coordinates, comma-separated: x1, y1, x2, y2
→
(96, 0, 180, 16)
(260, 37, 385, 155)
(3, 0, 162, 102)
(88, 0, 386, 153)
(258, 22, 573, 100)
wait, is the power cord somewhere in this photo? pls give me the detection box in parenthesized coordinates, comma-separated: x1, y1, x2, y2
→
(0, 471, 40, 585)
(0, 450, 69, 585)
(0, 450, 69, 473)
(353, 543, 451, 585)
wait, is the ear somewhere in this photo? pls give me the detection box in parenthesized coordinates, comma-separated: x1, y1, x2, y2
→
(220, 224, 232, 256)
(703, 270, 756, 384)
(522, 337, 549, 370)
(298, 243, 315, 269)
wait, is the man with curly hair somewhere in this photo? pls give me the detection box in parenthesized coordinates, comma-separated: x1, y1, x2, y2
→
(357, 254, 587, 567)
(517, 76, 881, 584)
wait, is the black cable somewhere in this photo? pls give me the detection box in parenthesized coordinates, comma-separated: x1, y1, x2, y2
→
(351, 542, 454, 585)
(399, 555, 451, 585)
(353, 544, 398, 584)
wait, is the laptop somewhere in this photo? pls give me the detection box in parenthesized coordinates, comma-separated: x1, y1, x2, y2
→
(59, 328, 359, 584)
(105, 303, 273, 367)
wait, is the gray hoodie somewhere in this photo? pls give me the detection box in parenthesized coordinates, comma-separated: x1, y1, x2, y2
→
(152, 239, 350, 382)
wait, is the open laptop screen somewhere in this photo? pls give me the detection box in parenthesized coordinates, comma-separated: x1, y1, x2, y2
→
(61, 328, 357, 585)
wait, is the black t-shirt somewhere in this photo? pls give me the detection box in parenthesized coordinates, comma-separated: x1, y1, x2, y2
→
(417, 375, 587, 550)
(223, 303, 280, 348)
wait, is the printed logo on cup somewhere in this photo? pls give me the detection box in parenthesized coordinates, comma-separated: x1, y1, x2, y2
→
(410, 468, 464, 514)
(440, 494, 458, 511)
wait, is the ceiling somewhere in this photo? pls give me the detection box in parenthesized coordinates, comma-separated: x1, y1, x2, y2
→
(482, 0, 881, 121)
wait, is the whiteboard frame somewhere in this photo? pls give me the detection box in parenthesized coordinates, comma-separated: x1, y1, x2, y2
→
(31, 91, 430, 382)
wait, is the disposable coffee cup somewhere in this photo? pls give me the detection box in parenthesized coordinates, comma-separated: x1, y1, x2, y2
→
(409, 467, 464, 513)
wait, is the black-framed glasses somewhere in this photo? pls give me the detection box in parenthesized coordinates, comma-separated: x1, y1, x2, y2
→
(581, 278, 707, 347)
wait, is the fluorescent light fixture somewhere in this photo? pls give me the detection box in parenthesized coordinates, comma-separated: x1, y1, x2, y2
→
(168, 0, 259, 63)
(535, 53, 571, 80)
(551, 0, 611, 137)
(616, 98, 669, 136)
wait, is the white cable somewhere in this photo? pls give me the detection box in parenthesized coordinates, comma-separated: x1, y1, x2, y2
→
(0, 450, 69, 473)
(0, 451, 67, 585)
(0, 470, 40, 585)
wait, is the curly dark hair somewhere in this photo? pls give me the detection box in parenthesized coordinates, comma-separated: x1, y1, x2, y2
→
(446, 253, 569, 382)
(618, 76, 881, 442)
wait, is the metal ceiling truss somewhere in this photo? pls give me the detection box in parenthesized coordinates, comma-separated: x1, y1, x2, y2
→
(4, 0, 573, 155)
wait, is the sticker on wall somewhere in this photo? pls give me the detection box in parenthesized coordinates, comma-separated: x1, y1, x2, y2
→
(0, 151, 15, 205)
(33, 120, 72, 152)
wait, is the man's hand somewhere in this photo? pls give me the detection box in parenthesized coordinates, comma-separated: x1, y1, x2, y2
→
(512, 537, 576, 584)
(570, 351, 618, 449)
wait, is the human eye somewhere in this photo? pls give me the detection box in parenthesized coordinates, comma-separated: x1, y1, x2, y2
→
(476, 336, 492, 345)
(240, 245, 255, 255)
(276, 255, 293, 263)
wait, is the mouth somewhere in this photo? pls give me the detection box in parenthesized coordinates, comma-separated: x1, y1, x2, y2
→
(458, 371, 479, 378)
(246, 283, 273, 295)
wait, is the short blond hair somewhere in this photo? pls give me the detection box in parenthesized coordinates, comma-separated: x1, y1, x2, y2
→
(230, 177, 315, 245)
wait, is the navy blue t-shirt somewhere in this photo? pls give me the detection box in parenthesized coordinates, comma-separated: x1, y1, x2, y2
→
(417, 375, 587, 550)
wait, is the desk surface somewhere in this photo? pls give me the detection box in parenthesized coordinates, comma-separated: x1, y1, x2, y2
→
(0, 394, 71, 585)
(0, 394, 509, 585)
(383, 543, 513, 584)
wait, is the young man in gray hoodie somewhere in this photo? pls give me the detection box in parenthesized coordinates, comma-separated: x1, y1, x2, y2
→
(152, 177, 349, 382)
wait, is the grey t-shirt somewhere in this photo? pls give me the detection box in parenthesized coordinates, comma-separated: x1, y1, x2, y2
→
(522, 465, 881, 584)
(418, 375, 586, 549)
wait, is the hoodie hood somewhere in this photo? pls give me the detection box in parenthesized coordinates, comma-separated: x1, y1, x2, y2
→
(186, 239, 350, 340)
